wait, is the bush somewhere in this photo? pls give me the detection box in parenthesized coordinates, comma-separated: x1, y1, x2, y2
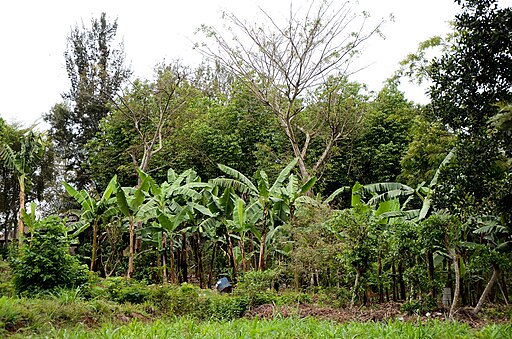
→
(148, 283, 251, 320)
(277, 292, 312, 305)
(0, 260, 14, 297)
(400, 296, 439, 315)
(10, 216, 88, 295)
(236, 269, 279, 294)
(100, 277, 150, 304)
(207, 294, 249, 321)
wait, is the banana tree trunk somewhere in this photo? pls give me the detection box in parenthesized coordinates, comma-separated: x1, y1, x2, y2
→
(258, 208, 268, 271)
(225, 230, 237, 281)
(169, 236, 176, 284)
(208, 242, 217, 288)
(90, 221, 98, 271)
(427, 250, 436, 298)
(17, 180, 25, 241)
(162, 232, 168, 284)
(126, 216, 135, 279)
(239, 237, 246, 273)
(181, 232, 188, 283)
(351, 269, 362, 308)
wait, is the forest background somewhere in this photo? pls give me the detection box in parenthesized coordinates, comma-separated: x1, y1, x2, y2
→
(0, 0, 511, 321)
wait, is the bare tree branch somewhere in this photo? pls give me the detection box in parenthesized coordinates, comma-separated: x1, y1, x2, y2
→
(196, 0, 383, 180)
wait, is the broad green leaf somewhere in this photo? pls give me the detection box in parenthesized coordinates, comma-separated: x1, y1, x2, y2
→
(115, 187, 130, 217)
(270, 158, 298, 193)
(217, 163, 257, 193)
(299, 176, 317, 195)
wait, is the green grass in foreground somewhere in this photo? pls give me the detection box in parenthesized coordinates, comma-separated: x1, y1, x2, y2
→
(15, 317, 512, 339)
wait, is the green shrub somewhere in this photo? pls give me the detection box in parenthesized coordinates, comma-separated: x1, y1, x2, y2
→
(10, 216, 88, 296)
(236, 269, 279, 294)
(102, 277, 151, 304)
(165, 283, 209, 318)
(234, 269, 280, 307)
(0, 260, 14, 297)
(277, 292, 312, 305)
(316, 287, 351, 308)
(207, 294, 249, 321)
(149, 283, 250, 320)
(400, 297, 439, 315)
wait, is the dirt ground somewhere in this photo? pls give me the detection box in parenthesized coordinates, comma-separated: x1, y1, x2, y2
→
(244, 302, 511, 328)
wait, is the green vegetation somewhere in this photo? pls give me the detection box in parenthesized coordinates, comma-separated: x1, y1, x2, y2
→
(0, 0, 511, 336)
(14, 318, 512, 339)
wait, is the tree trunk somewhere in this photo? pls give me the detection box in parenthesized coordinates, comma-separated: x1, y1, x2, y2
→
(378, 252, 383, 303)
(3, 209, 11, 246)
(17, 184, 25, 241)
(208, 242, 217, 289)
(239, 238, 246, 273)
(226, 230, 237, 282)
(162, 232, 168, 284)
(195, 234, 204, 288)
(449, 249, 461, 319)
(169, 236, 176, 284)
(398, 261, 406, 300)
(427, 250, 436, 298)
(90, 222, 98, 271)
(472, 264, 500, 315)
(126, 216, 135, 279)
(392, 262, 397, 302)
(258, 209, 268, 271)
(181, 232, 188, 283)
(351, 269, 361, 308)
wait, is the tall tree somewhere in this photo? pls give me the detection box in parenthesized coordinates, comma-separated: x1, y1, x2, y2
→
(430, 0, 512, 212)
(429, 0, 512, 314)
(198, 0, 383, 180)
(87, 63, 192, 190)
(45, 13, 131, 188)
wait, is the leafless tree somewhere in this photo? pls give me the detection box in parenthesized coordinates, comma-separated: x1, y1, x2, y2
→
(112, 63, 191, 185)
(197, 0, 384, 180)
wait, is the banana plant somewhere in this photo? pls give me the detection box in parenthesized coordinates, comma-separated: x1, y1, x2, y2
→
(0, 130, 46, 241)
(63, 176, 118, 271)
(213, 158, 307, 270)
(227, 197, 261, 272)
(201, 186, 239, 279)
(115, 169, 150, 279)
(137, 168, 211, 283)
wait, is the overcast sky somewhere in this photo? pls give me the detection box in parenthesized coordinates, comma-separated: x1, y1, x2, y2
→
(0, 0, 506, 127)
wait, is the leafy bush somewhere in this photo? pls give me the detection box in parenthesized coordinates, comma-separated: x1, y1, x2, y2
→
(316, 287, 351, 308)
(10, 216, 88, 295)
(236, 269, 279, 293)
(277, 292, 312, 305)
(149, 283, 250, 320)
(0, 260, 14, 297)
(101, 277, 151, 304)
(400, 297, 439, 315)
(207, 294, 249, 320)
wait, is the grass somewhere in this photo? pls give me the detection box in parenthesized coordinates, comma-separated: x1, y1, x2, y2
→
(8, 317, 512, 339)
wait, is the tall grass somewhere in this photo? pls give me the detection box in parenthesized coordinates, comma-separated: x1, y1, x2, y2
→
(22, 317, 512, 339)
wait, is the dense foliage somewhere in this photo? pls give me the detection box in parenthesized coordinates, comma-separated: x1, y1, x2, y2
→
(0, 0, 511, 327)
(10, 216, 88, 295)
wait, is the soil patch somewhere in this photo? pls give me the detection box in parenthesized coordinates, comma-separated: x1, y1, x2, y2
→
(245, 303, 507, 328)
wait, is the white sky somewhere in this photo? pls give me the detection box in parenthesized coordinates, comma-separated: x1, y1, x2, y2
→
(0, 0, 506, 127)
